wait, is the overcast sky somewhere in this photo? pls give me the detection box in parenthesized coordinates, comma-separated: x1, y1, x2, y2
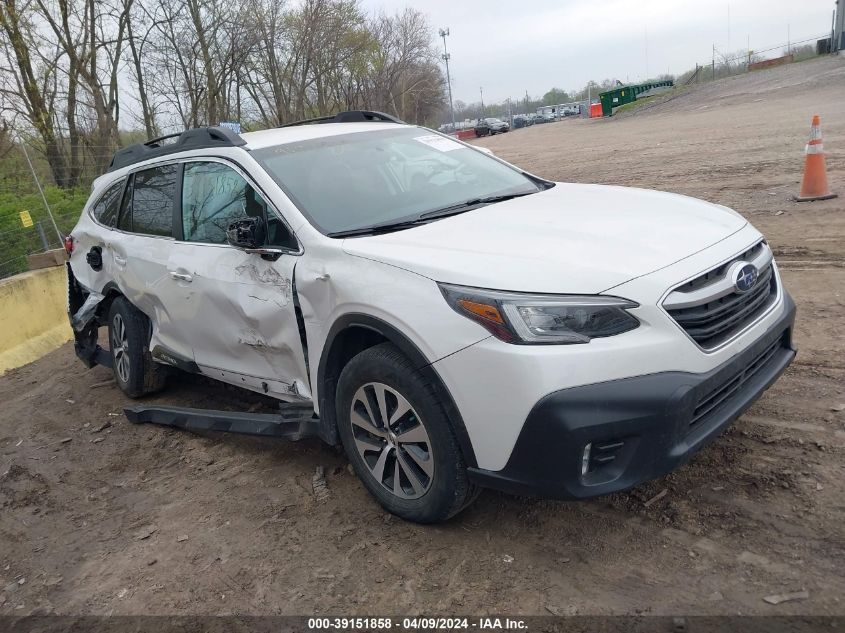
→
(360, 0, 836, 104)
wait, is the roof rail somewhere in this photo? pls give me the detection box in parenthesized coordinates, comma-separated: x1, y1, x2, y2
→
(108, 126, 247, 172)
(279, 110, 405, 128)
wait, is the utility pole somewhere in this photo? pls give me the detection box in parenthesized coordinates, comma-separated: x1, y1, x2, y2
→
(727, 3, 731, 53)
(712, 44, 716, 80)
(747, 34, 751, 68)
(438, 28, 456, 133)
(479, 87, 484, 118)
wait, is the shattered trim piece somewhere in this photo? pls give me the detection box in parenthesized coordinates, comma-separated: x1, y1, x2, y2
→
(71, 289, 105, 332)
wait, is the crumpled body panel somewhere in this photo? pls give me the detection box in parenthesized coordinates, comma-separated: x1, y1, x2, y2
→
(164, 241, 310, 400)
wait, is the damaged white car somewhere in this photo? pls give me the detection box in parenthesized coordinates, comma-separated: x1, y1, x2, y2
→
(66, 110, 796, 523)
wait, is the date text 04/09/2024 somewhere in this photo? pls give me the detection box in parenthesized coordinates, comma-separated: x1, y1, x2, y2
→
(306, 617, 528, 630)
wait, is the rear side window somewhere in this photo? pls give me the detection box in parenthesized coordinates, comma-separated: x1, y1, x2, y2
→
(117, 176, 133, 232)
(131, 165, 177, 237)
(91, 180, 124, 227)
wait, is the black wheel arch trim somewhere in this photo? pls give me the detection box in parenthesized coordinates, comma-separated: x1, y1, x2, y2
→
(316, 313, 478, 468)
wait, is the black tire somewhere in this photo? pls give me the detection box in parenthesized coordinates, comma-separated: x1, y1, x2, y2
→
(107, 297, 167, 399)
(336, 343, 478, 523)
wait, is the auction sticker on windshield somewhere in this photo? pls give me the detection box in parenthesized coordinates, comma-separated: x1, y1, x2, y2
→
(414, 134, 464, 152)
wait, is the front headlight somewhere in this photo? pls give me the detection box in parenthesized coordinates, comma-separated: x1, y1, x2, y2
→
(439, 283, 640, 344)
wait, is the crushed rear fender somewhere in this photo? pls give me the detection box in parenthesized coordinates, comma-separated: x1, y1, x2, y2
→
(67, 263, 111, 368)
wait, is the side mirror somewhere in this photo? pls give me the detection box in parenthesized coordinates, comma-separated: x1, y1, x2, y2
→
(226, 216, 266, 250)
(226, 216, 283, 261)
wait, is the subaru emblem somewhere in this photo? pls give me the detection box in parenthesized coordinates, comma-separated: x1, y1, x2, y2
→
(733, 262, 758, 293)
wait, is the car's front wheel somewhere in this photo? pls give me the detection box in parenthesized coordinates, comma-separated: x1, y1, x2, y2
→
(107, 297, 167, 399)
(336, 343, 478, 523)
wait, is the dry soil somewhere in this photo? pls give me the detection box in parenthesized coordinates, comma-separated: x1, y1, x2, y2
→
(1, 56, 844, 617)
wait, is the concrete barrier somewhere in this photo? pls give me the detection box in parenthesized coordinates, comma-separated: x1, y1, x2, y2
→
(0, 265, 72, 375)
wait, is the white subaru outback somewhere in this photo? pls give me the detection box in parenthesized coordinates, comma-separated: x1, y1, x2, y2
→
(66, 111, 796, 523)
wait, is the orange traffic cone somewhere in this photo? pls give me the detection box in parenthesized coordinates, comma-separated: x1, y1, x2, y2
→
(795, 115, 837, 202)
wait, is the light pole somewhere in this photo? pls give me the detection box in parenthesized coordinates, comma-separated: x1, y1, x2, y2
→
(439, 28, 455, 133)
(479, 86, 484, 118)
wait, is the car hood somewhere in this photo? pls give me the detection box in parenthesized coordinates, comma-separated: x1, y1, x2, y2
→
(342, 183, 747, 294)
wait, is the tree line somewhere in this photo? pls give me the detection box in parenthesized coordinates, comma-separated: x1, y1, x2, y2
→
(0, 0, 446, 190)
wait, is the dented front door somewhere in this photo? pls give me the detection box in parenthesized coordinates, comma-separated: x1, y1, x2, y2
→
(165, 241, 310, 401)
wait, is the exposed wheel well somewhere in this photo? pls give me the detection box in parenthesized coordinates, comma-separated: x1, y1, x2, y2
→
(316, 315, 478, 467)
(94, 285, 155, 343)
(317, 325, 388, 445)
(95, 283, 126, 328)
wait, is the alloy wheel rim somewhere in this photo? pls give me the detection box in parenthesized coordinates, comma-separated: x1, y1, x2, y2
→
(112, 314, 130, 383)
(349, 382, 434, 500)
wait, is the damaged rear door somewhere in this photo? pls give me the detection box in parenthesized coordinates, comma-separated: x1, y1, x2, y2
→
(165, 159, 310, 401)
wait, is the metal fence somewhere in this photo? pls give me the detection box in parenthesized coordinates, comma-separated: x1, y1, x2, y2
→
(0, 210, 81, 280)
(0, 138, 100, 280)
(682, 34, 827, 85)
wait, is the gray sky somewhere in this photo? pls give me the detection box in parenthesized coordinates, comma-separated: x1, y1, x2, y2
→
(360, 0, 836, 104)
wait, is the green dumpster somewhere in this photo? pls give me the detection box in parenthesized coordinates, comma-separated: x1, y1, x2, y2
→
(599, 80, 674, 117)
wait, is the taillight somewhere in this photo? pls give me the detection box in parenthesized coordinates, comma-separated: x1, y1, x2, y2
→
(64, 235, 74, 255)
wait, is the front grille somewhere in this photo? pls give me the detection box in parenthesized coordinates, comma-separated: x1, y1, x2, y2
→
(674, 242, 765, 293)
(690, 334, 783, 428)
(664, 242, 778, 349)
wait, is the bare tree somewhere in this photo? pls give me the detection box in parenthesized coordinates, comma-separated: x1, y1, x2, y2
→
(33, 0, 131, 171)
(1, 0, 446, 189)
(364, 9, 444, 122)
(125, 0, 158, 137)
(0, 0, 72, 185)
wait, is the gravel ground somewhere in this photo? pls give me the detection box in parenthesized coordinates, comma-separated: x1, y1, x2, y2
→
(1, 56, 844, 617)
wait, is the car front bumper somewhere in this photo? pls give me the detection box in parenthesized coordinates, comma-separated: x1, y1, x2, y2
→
(466, 293, 796, 499)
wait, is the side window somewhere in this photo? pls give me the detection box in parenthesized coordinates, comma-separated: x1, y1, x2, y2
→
(182, 162, 255, 244)
(91, 180, 124, 227)
(117, 175, 133, 232)
(131, 165, 177, 237)
(182, 161, 295, 249)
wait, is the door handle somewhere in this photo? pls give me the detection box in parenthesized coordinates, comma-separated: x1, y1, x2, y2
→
(170, 272, 193, 282)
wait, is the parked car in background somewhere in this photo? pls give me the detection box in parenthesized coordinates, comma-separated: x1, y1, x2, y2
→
(475, 118, 509, 136)
(473, 119, 490, 137)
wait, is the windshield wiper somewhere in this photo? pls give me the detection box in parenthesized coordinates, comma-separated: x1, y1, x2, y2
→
(418, 191, 537, 220)
(327, 218, 427, 238)
(328, 191, 539, 238)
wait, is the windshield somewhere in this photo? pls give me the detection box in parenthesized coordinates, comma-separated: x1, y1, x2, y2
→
(485, 118, 502, 123)
(252, 127, 542, 235)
